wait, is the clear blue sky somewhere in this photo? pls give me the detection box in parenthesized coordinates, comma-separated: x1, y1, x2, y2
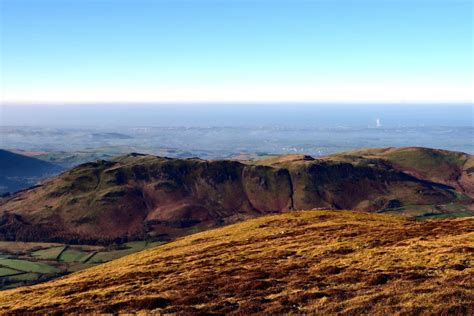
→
(1, 0, 472, 103)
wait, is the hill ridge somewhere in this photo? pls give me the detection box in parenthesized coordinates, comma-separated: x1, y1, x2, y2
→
(0, 147, 471, 244)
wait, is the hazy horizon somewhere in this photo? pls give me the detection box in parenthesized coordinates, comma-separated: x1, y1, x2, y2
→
(1, 103, 472, 127)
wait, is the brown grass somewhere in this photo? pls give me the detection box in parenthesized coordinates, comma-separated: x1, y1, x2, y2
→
(0, 210, 473, 315)
(0, 241, 61, 254)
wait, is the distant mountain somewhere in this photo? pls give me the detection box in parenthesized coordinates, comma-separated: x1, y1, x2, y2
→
(0, 149, 63, 193)
(0, 147, 471, 244)
(1, 210, 472, 314)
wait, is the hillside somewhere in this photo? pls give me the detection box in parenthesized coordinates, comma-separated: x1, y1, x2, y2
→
(327, 147, 474, 198)
(0, 149, 62, 194)
(0, 147, 471, 244)
(0, 210, 472, 314)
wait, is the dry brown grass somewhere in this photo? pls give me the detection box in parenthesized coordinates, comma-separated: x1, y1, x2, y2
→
(0, 241, 61, 254)
(0, 210, 473, 315)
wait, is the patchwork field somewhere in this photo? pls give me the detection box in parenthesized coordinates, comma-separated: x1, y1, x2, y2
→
(0, 241, 164, 290)
(0, 210, 472, 314)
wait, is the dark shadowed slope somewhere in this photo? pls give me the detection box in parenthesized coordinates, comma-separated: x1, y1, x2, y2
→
(0, 210, 472, 314)
(0, 147, 471, 244)
(0, 149, 62, 193)
(328, 147, 474, 198)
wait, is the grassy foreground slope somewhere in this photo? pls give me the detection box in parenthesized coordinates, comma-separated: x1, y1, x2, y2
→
(1, 210, 472, 314)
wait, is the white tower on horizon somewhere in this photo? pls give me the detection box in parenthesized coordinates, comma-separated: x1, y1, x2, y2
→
(376, 118, 382, 128)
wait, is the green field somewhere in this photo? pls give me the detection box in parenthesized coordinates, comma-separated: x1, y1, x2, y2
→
(87, 241, 150, 263)
(31, 246, 66, 260)
(6, 273, 42, 282)
(58, 249, 91, 263)
(0, 267, 21, 277)
(416, 211, 474, 220)
(0, 259, 60, 274)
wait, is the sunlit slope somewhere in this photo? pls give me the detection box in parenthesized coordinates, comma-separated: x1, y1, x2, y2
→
(1, 210, 472, 314)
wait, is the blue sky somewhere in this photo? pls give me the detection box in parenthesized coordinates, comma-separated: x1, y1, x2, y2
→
(1, 0, 472, 103)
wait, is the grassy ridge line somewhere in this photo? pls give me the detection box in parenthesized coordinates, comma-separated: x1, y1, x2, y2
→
(0, 210, 472, 314)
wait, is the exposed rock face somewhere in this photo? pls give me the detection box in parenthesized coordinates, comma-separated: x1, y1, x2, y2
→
(0, 148, 470, 244)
